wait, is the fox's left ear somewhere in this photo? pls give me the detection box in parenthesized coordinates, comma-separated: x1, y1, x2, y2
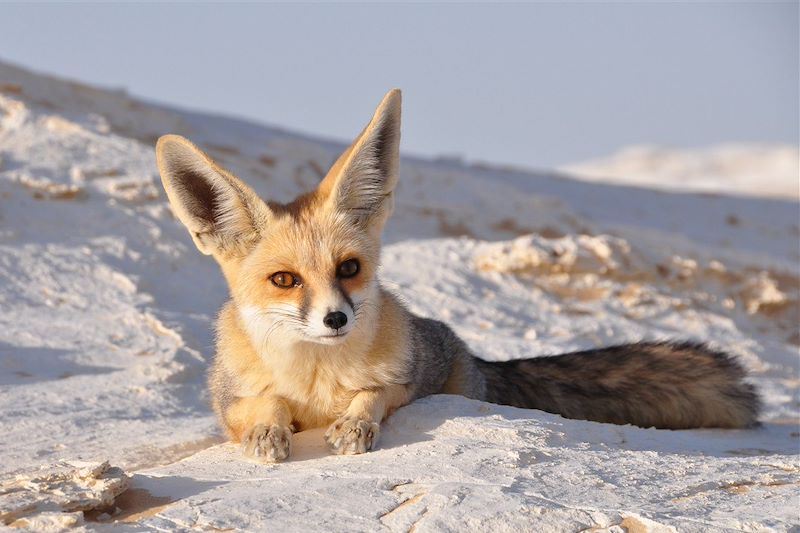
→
(319, 89, 401, 233)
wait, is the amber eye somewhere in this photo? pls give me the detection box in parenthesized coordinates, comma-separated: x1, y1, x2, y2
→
(270, 272, 299, 288)
(337, 258, 360, 279)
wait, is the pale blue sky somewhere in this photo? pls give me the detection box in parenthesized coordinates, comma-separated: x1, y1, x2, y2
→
(1, 2, 797, 169)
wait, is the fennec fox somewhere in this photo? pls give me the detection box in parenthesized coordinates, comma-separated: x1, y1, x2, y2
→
(156, 90, 759, 462)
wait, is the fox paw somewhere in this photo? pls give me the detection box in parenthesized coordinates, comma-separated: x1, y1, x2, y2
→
(325, 416, 379, 455)
(242, 423, 292, 462)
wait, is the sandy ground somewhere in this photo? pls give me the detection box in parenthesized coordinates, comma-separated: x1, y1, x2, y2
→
(0, 61, 798, 532)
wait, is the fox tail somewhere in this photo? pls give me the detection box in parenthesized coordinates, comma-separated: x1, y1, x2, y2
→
(473, 341, 759, 429)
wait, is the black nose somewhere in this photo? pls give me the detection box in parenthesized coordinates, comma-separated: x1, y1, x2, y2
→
(323, 311, 348, 330)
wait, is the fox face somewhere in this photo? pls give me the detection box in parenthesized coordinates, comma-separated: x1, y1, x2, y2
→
(156, 90, 401, 355)
(233, 208, 381, 348)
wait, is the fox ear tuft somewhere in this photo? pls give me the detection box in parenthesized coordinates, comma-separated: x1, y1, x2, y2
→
(321, 89, 401, 231)
(156, 135, 271, 256)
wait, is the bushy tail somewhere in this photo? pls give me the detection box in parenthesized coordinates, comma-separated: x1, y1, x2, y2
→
(473, 341, 760, 429)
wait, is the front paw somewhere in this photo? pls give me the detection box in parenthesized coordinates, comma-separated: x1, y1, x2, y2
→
(242, 423, 292, 462)
(324, 416, 379, 455)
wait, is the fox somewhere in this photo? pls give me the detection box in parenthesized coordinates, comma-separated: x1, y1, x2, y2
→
(156, 89, 760, 462)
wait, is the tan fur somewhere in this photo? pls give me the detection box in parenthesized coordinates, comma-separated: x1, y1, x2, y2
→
(226, 395, 292, 442)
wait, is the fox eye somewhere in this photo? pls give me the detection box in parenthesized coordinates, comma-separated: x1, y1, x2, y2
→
(270, 272, 300, 288)
(337, 258, 360, 279)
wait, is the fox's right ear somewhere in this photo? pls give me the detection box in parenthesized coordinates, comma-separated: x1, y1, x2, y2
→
(156, 135, 272, 256)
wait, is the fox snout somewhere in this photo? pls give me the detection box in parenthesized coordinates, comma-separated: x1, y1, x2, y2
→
(323, 311, 348, 330)
(306, 292, 357, 344)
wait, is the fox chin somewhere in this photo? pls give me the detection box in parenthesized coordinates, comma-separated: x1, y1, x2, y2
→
(155, 89, 760, 462)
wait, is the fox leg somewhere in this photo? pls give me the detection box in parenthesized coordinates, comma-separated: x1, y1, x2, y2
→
(325, 384, 410, 455)
(227, 395, 294, 462)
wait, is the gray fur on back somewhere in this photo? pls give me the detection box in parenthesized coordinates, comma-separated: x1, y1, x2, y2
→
(403, 315, 485, 401)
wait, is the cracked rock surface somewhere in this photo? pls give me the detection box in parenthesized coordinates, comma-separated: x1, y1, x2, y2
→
(0, 461, 129, 529)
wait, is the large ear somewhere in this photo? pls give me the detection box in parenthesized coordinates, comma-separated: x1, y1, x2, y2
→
(319, 89, 401, 231)
(156, 135, 272, 256)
